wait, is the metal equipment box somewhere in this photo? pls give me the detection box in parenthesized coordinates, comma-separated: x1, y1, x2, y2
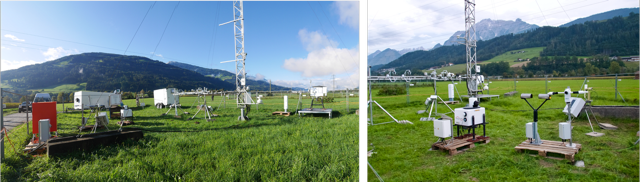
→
(526, 122, 533, 138)
(559, 122, 572, 139)
(434, 119, 452, 138)
(454, 107, 485, 126)
(121, 109, 133, 118)
(562, 98, 585, 117)
(32, 102, 57, 134)
(39, 119, 51, 143)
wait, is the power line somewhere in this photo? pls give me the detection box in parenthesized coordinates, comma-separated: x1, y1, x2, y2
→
(208, 2, 222, 70)
(534, 0, 550, 26)
(150, 1, 180, 59)
(556, 0, 572, 22)
(124, 1, 156, 56)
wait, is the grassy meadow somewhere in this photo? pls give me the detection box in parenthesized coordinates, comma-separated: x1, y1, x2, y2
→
(367, 78, 639, 181)
(1, 95, 358, 181)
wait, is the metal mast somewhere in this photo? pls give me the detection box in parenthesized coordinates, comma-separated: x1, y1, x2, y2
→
(464, 0, 479, 97)
(220, 0, 249, 120)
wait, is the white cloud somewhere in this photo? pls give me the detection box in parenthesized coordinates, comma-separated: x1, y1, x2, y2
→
(42, 47, 79, 61)
(299, 29, 339, 52)
(368, 0, 638, 54)
(333, 1, 359, 29)
(255, 73, 265, 80)
(4, 34, 25, 42)
(272, 72, 358, 90)
(1, 59, 42, 71)
(0, 46, 8, 50)
(150, 52, 164, 58)
(283, 30, 358, 78)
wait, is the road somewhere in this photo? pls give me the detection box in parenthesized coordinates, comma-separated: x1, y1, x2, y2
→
(3, 112, 31, 132)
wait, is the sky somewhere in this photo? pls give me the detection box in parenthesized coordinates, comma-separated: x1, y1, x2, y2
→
(368, 0, 639, 54)
(0, 1, 360, 89)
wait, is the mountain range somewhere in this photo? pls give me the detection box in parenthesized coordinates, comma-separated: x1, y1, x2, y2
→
(0, 52, 295, 92)
(440, 18, 539, 47)
(367, 47, 426, 67)
(559, 8, 639, 27)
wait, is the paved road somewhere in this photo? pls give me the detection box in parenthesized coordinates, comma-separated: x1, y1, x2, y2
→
(3, 112, 31, 132)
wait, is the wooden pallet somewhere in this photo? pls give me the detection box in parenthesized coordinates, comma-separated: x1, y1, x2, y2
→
(514, 140, 581, 162)
(117, 120, 134, 126)
(272, 111, 291, 116)
(431, 135, 490, 155)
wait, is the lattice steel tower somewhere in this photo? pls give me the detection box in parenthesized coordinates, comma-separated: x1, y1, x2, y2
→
(464, 0, 479, 97)
(220, 0, 249, 120)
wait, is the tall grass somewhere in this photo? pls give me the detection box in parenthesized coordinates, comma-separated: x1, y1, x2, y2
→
(2, 96, 358, 181)
(368, 78, 639, 181)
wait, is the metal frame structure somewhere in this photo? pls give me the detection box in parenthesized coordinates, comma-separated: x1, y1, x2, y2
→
(457, 0, 480, 98)
(220, 0, 251, 120)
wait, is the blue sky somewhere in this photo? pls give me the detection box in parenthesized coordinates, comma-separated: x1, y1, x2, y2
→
(1, 1, 360, 89)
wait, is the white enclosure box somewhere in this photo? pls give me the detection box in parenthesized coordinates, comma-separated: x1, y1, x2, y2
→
(121, 109, 133, 118)
(562, 98, 585, 117)
(310, 86, 327, 97)
(526, 122, 533, 138)
(38, 119, 51, 143)
(454, 107, 485, 126)
(97, 112, 109, 125)
(154, 88, 180, 106)
(283, 96, 288, 112)
(559, 122, 572, 139)
(434, 119, 452, 138)
(74, 91, 123, 109)
(448, 84, 454, 100)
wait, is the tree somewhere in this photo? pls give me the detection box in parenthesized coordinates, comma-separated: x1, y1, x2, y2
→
(3, 97, 12, 103)
(609, 61, 621, 74)
(57, 92, 65, 103)
(19, 96, 26, 103)
(140, 89, 145, 97)
(69, 92, 74, 103)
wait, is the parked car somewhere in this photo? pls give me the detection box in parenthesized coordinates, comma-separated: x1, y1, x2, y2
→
(18, 101, 32, 113)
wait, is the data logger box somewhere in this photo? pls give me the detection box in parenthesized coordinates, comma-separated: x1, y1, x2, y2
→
(434, 119, 451, 138)
(559, 122, 572, 139)
(454, 107, 485, 126)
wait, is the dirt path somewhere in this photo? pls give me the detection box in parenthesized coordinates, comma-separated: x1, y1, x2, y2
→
(3, 112, 31, 132)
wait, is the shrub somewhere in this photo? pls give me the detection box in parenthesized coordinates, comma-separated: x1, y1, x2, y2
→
(377, 85, 406, 96)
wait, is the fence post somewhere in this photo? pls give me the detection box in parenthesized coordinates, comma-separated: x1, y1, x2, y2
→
(545, 75, 548, 93)
(615, 74, 618, 100)
(1, 88, 4, 161)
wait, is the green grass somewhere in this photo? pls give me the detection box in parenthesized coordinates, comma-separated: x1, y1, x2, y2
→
(367, 78, 639, 181)
(2, 95, 358, 181)
(431, 47, 545, 73)
(2, 108, 19, 117)
(27, 83, 87, 92)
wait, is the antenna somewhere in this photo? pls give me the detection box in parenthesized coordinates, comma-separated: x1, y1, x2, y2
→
(220, 0, 250, 120)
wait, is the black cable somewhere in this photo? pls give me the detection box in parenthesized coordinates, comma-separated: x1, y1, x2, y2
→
(534, 0, 550, 26)
(124, 1, 156, 56)
(207, 2, 221, 70)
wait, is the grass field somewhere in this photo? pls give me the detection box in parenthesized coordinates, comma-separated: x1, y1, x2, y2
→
(27, 83, 87, 92)
(431, 47, 545, 73)
(367, 78, 639, 181)
(1, 95, 358, 181)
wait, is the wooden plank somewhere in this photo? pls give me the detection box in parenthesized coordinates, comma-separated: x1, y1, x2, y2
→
(515, 139, 580, 162)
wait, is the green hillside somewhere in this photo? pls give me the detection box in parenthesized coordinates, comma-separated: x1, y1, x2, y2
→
(431, 47, 544, 74)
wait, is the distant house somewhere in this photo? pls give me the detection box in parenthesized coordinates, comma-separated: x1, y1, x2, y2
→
(621, 56, 639, 62)
(448, 63, 454, 66)
(610, 56, 618, 60)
